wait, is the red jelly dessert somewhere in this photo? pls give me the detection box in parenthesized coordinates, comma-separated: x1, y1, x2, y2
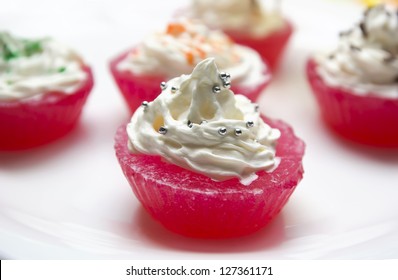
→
(115, 58, 305, 238)
(115, 117, 304, 238)
(185, 0, 293, 72)
(307, 59, 398, 147)
(110, 20, 271, 112)
(0, 32, 94, 150)
(306, 5, 398, 147)
(225, 20, 293, 72)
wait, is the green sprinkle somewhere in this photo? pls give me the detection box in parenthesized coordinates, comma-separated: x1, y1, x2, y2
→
(4, 49, 20, 61)
(23, 40, 43, 56)
(1, 32, 44, 61)
(57, 66, 66, 73)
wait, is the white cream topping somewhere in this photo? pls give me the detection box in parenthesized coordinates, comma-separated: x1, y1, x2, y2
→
(315, 5, 398, 99)
(0, 33, 87, 101)
(188, 0, 285, 37)
(117, 19, 269, 88)
(127, 58, 280, 185)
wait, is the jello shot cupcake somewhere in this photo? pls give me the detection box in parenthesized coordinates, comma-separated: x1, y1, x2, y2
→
(115, 58, 305, 238)
(110, 19, 271, 112)
(0, 32, 94, 150)
(307, 5, 398, 147)
(185, 0, 293, 71)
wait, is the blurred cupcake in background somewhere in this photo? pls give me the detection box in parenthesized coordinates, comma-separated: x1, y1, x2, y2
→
(0, 31, 94, 150)
(110, 19, 271, 112)
(306, 5, 398, 147)
(184, 0, 293, 72)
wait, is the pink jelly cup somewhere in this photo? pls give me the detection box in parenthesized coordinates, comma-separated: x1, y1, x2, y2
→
(109, 50, 271, 113)
(0, 66, 94, 151)
(115, 116, 305, 238)
(306, 58, 398, 147)
(225, 20, 294, 73)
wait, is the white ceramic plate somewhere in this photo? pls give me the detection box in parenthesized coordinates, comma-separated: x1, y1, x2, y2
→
(1, 0, 398, 259)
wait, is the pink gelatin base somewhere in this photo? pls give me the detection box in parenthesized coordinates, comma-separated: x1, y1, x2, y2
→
(115, 117, 305, 238)
(110, 51, 271, 113)
(225, 20, 293, 72)
(307, 59, 398, 147)
(0, 66, 94, 151)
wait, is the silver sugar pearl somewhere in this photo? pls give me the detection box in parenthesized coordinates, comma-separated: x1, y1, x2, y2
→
(158, 126, 168, 135)
(213, 85, 221, 94)
(254, 104, 259, 112)
(171, 86, 178, 93)
(223, 81, 231, 89)
(218, 127, 227, 136)
(226, 73, 231, 79)
(160, 81, 167, 90)
(187, 120, 193, 128)
(220, 72, 228, 79)
(141, 101, 149, 111)
(235, 128, 242, 136)
(246, 121, 254, 128)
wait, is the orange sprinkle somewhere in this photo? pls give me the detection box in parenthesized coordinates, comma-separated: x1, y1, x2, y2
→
(166, 23, 186, 36)
(195, 47, 206, 59)
(185, 51, 195, 65)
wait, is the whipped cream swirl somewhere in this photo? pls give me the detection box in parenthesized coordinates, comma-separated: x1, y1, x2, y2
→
(127, 58, 280, 185)
(188, 0, 285, 37)
(0, 32, 87, 101)
(315, 5, 398, 98)
(117, 19, 269, 88)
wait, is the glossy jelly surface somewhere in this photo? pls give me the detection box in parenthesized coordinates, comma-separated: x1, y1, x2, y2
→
(115, 116, 305, 238)
(226, 20, 293, 72)
(307, 59, 398, 147)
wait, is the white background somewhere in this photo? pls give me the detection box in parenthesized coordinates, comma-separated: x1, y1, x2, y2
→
(1, 0, 398, 259)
